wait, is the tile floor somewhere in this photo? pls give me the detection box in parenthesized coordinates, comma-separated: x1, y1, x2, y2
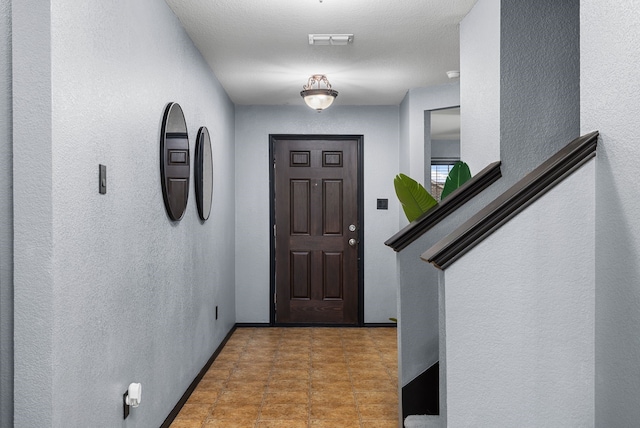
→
(170, 327, 398, 428)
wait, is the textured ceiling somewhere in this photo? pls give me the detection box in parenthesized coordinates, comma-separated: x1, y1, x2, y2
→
(165, 0, 476, 106)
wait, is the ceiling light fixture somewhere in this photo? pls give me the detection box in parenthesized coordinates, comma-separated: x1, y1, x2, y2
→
(308, 34, 354, 46)
(446, 70, 460, 79)
(300, 74, 338, 112)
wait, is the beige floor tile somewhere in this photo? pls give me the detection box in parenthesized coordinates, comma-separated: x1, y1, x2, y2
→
(186, 388, 220, 405)
(355, 391, 398, 405)
(259, 402, 309, 420)
(263, 391, 309, 405)
(197, 378, 227, 391)
(311, 379, 352, 391)
(310, 403, 359, 420)
(173, 327, 398, 427)
(174, 403, 212, 422)
(268, 378, 310, 391)
(351, 378, 396, 392)
(276, 351, 311, 361)
(310, 369, 349, 381)
(273, 359, 310, 370)
(270, 368, 310, 380)
(257, 421, 309, 428)
(361, 420, 398, 428)
(209, 360, 238, 371)
(347, 360, 387, 371)
(280, 349, 313, 357)
(311, 361, 349, 371)
(310, 420, 361, 428)
(229, 368, 271, 382)
(203, 368, 233, 381)
(216, 390, 265, 405)
(310, 390, 356, 405)
(226, 341, 252, 349)
(243, 350, 278, 359)
(209, 403, 261, 420)
(203, 420, 257, 428)
(214, 346, 245, 363)
(235, 361, 274, 371)
(312, 339, 344, 347)
(170, 420, 205, 428)
(282, 327, 314, 335)
(358, 403, 397, 420)
(225, 379, 269, 392)
(349, 368, 393, 380)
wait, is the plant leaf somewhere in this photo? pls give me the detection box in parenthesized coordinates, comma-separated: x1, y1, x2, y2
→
(394, 173, 438, 222)
(441, 161, 472, 200)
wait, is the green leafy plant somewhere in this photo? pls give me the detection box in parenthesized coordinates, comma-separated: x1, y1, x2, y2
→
(440, 161, 472, 200)
(394, 173, 438, 222)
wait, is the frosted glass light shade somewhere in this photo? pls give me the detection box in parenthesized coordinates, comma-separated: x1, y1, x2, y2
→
(301, 89, 338, 112)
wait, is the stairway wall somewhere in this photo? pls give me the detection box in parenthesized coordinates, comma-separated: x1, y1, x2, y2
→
(442, 159, 595, 427)
(581, 1, 640, 426)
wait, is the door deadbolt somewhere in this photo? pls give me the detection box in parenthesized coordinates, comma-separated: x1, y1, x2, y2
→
(349, 224, 356, 232)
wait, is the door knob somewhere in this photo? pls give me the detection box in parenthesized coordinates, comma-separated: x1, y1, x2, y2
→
(348, 238, 357, 247)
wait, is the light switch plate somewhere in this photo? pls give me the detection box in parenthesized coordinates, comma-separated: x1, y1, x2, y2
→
(99, 164, 107, 194)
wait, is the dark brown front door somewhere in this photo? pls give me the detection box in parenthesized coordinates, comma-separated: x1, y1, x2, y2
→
(271, 135, 362, 325)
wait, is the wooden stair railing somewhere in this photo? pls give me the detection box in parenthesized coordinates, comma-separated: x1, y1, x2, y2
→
(422, 131, 599, 270)
(385, 161, 502, 252)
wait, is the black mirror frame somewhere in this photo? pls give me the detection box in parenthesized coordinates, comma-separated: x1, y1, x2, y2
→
(160, 102, 190, 221)
(195, 126, 213, 221)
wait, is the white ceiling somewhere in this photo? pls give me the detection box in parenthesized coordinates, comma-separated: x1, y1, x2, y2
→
(165, 0, 477, 107)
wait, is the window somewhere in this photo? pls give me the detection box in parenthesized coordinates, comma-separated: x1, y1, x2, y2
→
(430, 160, 458, 200)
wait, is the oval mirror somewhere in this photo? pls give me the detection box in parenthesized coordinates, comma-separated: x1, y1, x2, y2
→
(160, 102, 190, 221)
(195, 126, 213, 221)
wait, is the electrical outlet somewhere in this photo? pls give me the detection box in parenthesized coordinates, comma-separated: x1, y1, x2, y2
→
(123, 391, 130, 419)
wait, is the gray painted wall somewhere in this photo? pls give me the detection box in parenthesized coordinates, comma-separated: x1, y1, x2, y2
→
(460, 0, 500, 175)
(581, 2, 640, 426)
(396, 84, 461, 386)
(234, 105, 400, 324)
(500, 0, 580, 179)
(12, 0, 236, 426)
(0, 0, 12, 425)
(444, 160, 595, 427)
(398, 84, 460, 190)
(395, 0, 580, 392)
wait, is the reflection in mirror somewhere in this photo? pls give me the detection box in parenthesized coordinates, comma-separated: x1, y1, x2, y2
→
(195, 127, 213, 221)
(160, 102, 190, 221)
(429, 107, 460, 200)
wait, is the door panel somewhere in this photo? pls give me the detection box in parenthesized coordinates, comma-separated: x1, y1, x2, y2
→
(272, 136, 361, 324)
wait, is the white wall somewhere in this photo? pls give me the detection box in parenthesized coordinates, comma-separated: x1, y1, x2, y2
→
(12, 0, 236, 426)
(0, 0, 12, 425)
(235, 105, 399, 324)
(581, 2, 640, 426)
(460, 0, 500, 175)
(443, 160, 595, 427)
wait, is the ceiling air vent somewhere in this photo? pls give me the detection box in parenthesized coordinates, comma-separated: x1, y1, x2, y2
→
(308, 34, 354, 46)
